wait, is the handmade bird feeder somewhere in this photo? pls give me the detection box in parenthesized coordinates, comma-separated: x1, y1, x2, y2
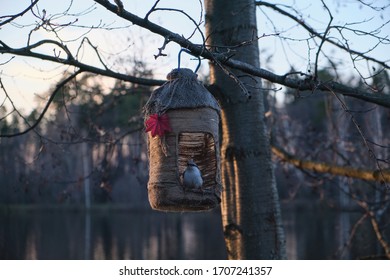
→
(143, 67, 222, 212)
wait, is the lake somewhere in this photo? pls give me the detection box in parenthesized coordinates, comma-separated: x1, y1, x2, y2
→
(0, 204, 382, 259)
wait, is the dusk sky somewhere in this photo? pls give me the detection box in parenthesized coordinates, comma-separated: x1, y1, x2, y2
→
(1, 0, 388, 113)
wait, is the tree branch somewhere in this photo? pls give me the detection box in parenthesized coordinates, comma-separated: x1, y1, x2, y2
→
(0, 0, 39, 27)
(255, 1, 390, 70)
(314, 0, 333, 80)
(0, 70, 83, 138)
(356, 200, 390, 259)
(222, 59, 390, 108)
(0, 40, 165, 86)
(92, 0, 390, 108)
(1, 1, 388, 108)
(272, 144, 390, 183)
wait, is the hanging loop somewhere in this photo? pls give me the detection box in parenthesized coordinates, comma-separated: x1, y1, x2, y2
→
(178, 49, 201, 73)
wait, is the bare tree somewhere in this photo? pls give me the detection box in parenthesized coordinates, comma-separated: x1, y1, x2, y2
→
(1, 0, 389, 259)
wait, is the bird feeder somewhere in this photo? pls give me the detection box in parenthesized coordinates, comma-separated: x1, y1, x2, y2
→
(143, 68, 222, 212)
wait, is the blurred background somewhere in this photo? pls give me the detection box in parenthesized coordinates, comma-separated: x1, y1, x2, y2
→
(0, 0, 389, 259)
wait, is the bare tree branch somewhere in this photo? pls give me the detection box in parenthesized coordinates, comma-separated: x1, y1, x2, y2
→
(0, 40, 165, 86)
(255, 1, 390, 70)
(0, 0, 39, 27)
(272, 144, 390, 183)
(1, 1, 388, 108)
(145, 0, 161, 21)
(220, 59, 390, 108)
(335, 213, 368, 258)
(314, 0, 333, 80)
(154, 35, 170, 59)
(91, 0, 390, 108)
(113, 0, 124, 13)
(356, 199, 390, 259)
(356, 0, 390, 12)
(0, 70, 83, 138)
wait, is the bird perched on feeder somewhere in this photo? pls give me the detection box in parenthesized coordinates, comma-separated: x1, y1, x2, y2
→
(183, 159, 203, 190)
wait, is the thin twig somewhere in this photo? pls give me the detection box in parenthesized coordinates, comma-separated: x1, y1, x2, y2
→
(154, 35, 170, 59)
(314, 1, 333, 80)
(0, 70, 83, 138)
(0, 40, 165, 86)
(336, 213, 368, 258)
(144, 0, 161, 21)
(325, 84, 389, 190)
(0, 0, 39, 27)
(255, 1, 389, 70)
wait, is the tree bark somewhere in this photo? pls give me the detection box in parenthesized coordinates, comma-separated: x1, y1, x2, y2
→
(205, 0, 286, 259)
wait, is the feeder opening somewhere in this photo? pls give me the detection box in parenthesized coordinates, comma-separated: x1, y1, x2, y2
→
(177, 132, 217, 191)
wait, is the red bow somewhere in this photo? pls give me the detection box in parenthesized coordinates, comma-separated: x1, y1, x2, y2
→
(145, 113, 172, 137)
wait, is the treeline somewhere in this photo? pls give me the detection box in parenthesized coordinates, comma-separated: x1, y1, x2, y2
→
(0, 74, 150, 207)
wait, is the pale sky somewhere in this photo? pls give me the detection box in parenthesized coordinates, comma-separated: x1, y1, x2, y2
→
(0, 0, 389, 114)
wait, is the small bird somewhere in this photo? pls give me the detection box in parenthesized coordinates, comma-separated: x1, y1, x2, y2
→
(183, 159, 203, 189)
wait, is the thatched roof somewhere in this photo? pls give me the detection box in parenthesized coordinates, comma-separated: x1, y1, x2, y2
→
(143, 68, 220, 118)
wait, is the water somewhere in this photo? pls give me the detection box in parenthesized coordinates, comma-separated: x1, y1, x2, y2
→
(0, 207, 227, 260)
(0, 205, 381, 260)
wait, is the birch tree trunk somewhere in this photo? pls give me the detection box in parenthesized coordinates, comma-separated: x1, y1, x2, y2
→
(326, 95, 351, 259)
(205, 0, 286, 259)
